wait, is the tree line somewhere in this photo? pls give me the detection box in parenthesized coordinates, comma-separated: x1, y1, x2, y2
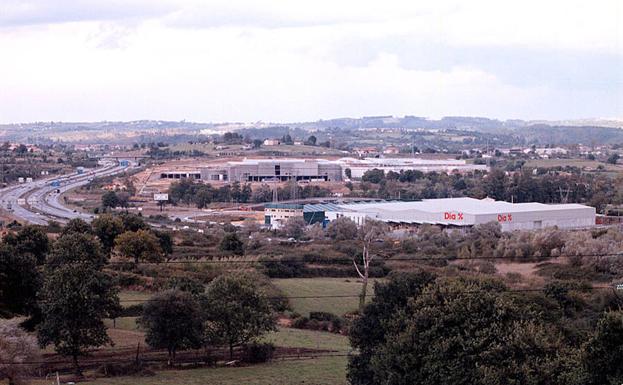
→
(167, 179, 332, 208)
(356, 167, 623, 213)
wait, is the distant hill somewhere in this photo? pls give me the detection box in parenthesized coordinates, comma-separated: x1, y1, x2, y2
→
(1, 116, 621, 146)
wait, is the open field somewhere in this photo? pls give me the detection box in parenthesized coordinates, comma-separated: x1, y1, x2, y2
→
(119, 290, 152, 306)
(23, 326, 351, 385)
(524, 158, 623, 172)
(263, 327, 350, 352)
(167, 142, 346, 157)
(41, 356, 348, 385)
(273, 278, 377, 316)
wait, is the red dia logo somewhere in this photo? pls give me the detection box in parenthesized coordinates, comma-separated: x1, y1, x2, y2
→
(497, 214, 513, 222)
(444, 212, 464, 221)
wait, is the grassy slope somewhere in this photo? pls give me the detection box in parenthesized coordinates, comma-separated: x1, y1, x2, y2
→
(273, 278, 375, 316)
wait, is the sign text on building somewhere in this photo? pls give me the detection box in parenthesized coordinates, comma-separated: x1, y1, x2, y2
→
(497, 213, 513, 222)
(444, 212, 464, 220)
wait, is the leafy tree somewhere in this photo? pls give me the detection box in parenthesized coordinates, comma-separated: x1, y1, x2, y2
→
(219, 233, 244, 256)
(101, 190, 119, 208)
(91, 214, 124, 254)
(483, 168, 508, 200)
(165, 277, 204, 296)
(119, 212, 148, 232)
(582, 311, 623, 385)
(139, 290, 203, 366)
(60, 218, 93, 236)
(240, 183, 252, 203)
(47, 233, 107, 269)
(607, 153, 620, 165)
(154, 230, 174, 260)
(349, 271, 436, 384)
(349, 276, 580, 385)
(3, 225, 50, 265)
(281, 134, 293, 145)
(114, 230, 163, 264)
(201, 274, 276, 358)
(344, 168, 352, 179)
(361, 168, 385, 184)
(0, 244, 40, 318)
(282, 217, 307, 240)
(115, 191, 130, 208)
(38, 264, 121, 375)
(0, 318, 40, 385)
(306, 135, 317, 146)
(326, 217, 358, 241)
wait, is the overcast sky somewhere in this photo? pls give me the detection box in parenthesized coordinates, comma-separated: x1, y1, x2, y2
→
(0, 0, 621, 123)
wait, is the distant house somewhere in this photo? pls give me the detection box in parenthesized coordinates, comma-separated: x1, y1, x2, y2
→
(263, 139, 280, 146)
(353, 147, 379, 156)
(293, 140, 304, 146)
(383, 146, 400, 155)
(535, 147, 568, 156)
(499, 147, 525, 156)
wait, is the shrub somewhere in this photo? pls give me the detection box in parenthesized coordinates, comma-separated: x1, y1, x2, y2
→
(119, 303, 144, 317)
(259, 256, 304, 278)
(241, 342, 275, 363)
(96, 362, 155, 377)
(292, 316, 309, 329)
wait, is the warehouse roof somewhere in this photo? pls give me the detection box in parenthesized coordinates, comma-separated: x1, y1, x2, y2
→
(332, 197, 591, 215)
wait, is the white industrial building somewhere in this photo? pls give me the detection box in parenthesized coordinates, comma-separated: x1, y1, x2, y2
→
(336, 158, 488, 178)
(324, 197, 595, 231)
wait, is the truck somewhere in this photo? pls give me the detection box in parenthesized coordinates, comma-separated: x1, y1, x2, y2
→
(51, 180, 61, 187)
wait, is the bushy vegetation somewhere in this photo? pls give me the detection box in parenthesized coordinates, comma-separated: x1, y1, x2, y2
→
(348, 272, 623, 385)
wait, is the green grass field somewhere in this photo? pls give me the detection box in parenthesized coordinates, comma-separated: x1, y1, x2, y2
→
(263, 327, 350, 352)
(273, 278, 376, 316)
(74, 356, 348, 385)
(524, 158, 623, 172)
(119, 290, 152, 306)
(27, 328, 350, 385)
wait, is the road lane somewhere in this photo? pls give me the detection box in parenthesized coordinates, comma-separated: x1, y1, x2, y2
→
(0, 161, 131, 225)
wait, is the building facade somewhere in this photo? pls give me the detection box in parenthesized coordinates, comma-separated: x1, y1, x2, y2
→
(322, 198, 595, 231)
(200, 159, 343, 183)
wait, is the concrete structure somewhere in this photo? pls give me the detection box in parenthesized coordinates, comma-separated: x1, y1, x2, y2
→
(201, 159, 343, 183)
(160, 170, 201, 180)
(159, 157, 488, 183)
(323, 197, 595, 231)
(263, 139, 280, 146)
(336, 158, 488, 178)
(264, 203, 304, 228)
(383, 146, 400, 155)
(264, 202, 334, 229)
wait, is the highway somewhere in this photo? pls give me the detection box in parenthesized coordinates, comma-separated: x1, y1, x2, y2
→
(0, 161, 131, 225)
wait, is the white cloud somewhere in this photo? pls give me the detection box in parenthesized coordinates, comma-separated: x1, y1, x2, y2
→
(0, 0, 620, 122)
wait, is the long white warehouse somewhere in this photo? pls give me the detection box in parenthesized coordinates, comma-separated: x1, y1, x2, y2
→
(324, 197, 595, 231)
(336, 157, 488, 178)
